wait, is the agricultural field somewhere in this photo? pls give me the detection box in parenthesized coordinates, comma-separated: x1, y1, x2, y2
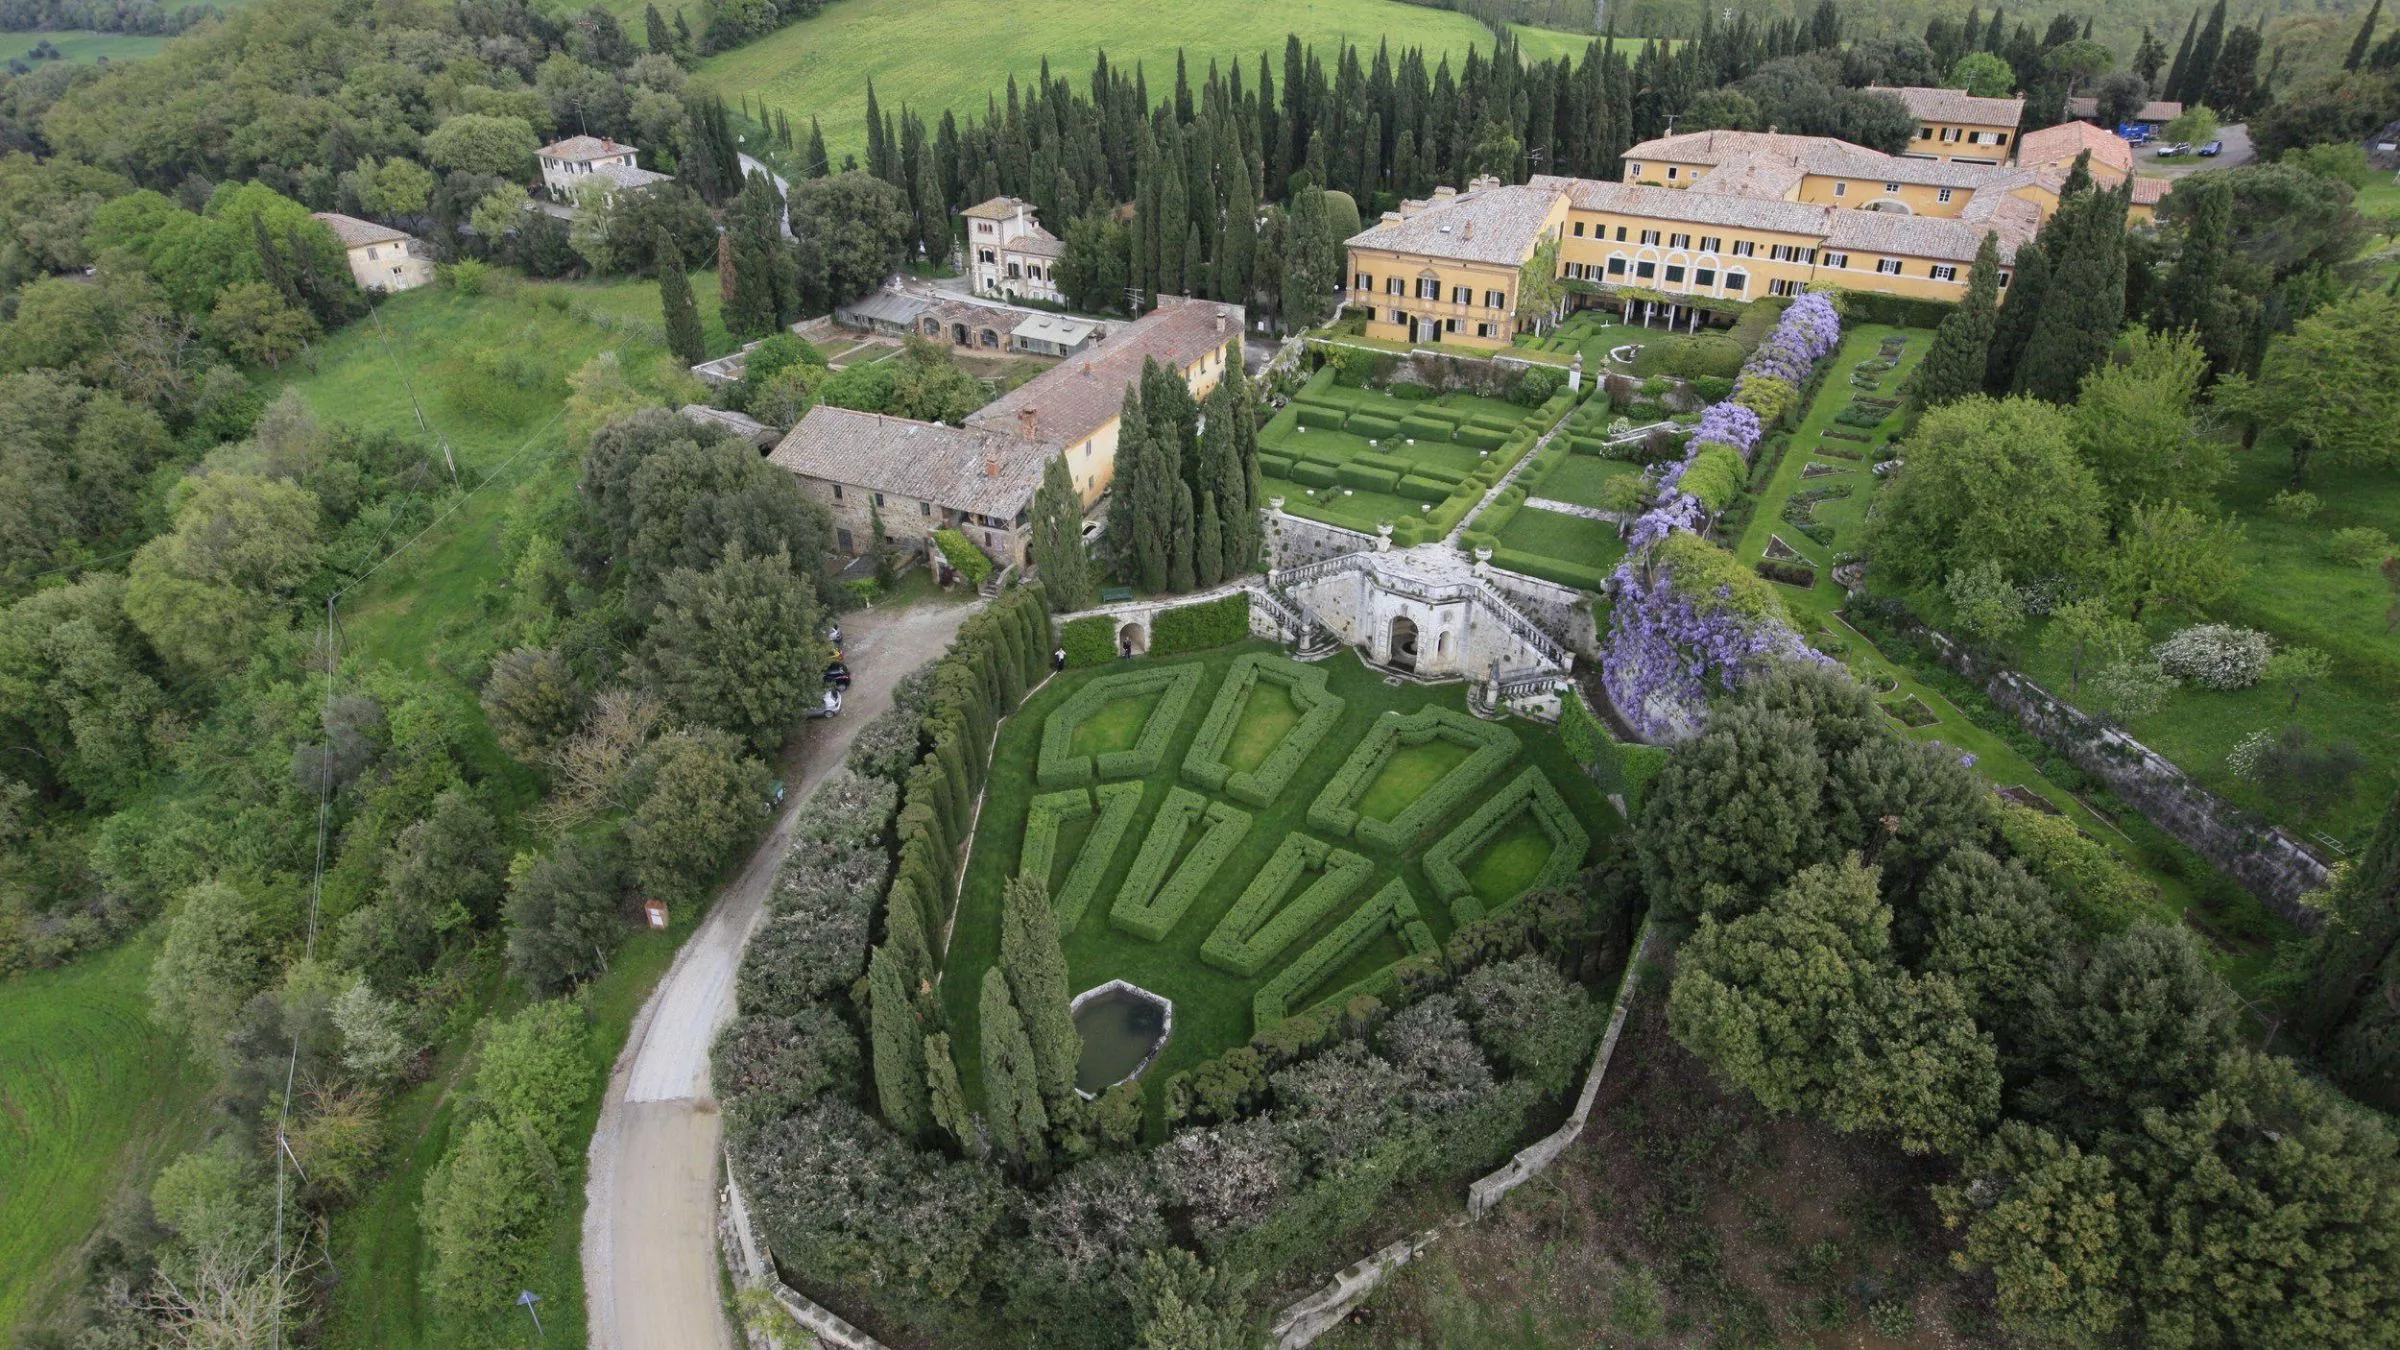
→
(937, 641, 1616, 1122)
(1260, 365, 1570, 540)
(694, 0, 1502, 158)
(2, 29, 167, 65)
(0, 937, 211, 1333)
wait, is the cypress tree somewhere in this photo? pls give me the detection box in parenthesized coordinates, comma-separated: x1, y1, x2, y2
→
(2181, 0, 2227, 105)
(2014, 182, 2129, 404)
(923, 1031, 981, 1156)
(718, 231, 738, 309)
(806, 117, 830, 178)
(869, 945, 932, 1138)
(1182, 221, 1207, 301)
(654, 228, 706, 366)
(643, 2, 672, 56)
(2301, 790, 2400, 1103)
(978, 968, 1049, 1167)
(1908, 232, 2002, 410)
(671, 7, 690, 51)
(1281, 181, 1336, 330)
(1216, 148, 1256, 304)
(2164, 11, 2197, 101)
(1168, 479, 1197, 592)
(2156, 176, 2241, 373)
(2348, 0, 2382, 70)
(999, 875, 1081, 1112)
(1983, 240, 2048, 395)
(1028, 454, 1093, 610)
(1196, 490, 1224, 589)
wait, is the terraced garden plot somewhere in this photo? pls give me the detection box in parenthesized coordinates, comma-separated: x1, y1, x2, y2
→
(1497, 507, 1625, 571)
(937, 644, 1617, 1126)
(1259, 369, 1570, 537)
(1529, 453, 1642, 510)
(1072, 688, 1162, 755)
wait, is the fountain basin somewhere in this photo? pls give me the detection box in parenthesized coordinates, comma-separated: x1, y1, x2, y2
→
(1069, 980, 1173, 1097)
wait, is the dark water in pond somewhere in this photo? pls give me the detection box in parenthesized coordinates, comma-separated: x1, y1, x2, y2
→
(1074, 987, 1169, 1093)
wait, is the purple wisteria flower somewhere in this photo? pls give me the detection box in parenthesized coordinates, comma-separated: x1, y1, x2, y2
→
(1691, 402, 1763, 457)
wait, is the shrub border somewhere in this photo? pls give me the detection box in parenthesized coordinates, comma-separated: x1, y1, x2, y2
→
(1035, 664, 1204, 788)
(1052, 781, 1145, 930)
(1306, 706, 1518, 849)
(1109, 787, 1253, 941)
(1252, 877, 1435, 1028)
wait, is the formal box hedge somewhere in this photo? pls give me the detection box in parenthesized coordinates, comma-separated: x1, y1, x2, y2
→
(1422, 766, 1590, 925)
(1109, 788, 1252, 941)
(1398, 414, 1456, 442)
(1294, 403, 1347, 430)
(1053, 781, 1144, 929)
(1336, 463, 1402, 493)
(1199, 833, 1373, 976)
(1346, 412, 1405, 440)
(1035, 663, 1203, 788)
(1253, 876, 1433, 1027)
(1289, 460, 1340, 488)
(1394, 474, 1453, 503)
(1259, 453, 1295, 478)
(1455, 424, 1510, 451)
(1153, 592, 1250, 655)
(1307, 706, 1517, 849)
(1181, 653, 1348, 805)
(1490, 548, 1609, 592)
(1060, 615, 1120, 668)
(1018, 787, 1092, 893)
(1352, 451, 1414, 475)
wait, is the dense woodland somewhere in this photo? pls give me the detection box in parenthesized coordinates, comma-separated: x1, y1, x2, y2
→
(2, 0, 2400, 1343)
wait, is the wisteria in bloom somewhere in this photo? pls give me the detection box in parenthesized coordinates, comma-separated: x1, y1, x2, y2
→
(1601, 293, 1846, 740)
(1690, 402, 1763, 458)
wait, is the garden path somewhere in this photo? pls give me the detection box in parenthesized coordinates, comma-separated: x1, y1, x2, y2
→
(582, 598, 981, 1350)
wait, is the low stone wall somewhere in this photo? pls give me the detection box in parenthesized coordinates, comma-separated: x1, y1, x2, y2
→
(721, 1157, 892, 1350)
(1269, 917, 1659, 1347)
(1886, 613, 2332, 923)
(1264, 510, 1379, 569)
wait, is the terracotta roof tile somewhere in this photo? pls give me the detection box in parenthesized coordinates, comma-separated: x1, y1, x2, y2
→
(1867, 85, 2025, 127)
(966, 295, 1240, 450)
(1341, 183, 1565, 264)
(2018, 120, 2135, 176)
(310, 212, 412, 248)
(962, 196, 1028, 220)
(770, 406, 1045, 518)
(538, 135, 635, 162)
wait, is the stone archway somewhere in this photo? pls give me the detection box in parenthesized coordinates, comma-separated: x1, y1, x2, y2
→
(1118, 621, 1149, 657)
(1389, 615, 1419, 672)
(951, 322, 971, 345)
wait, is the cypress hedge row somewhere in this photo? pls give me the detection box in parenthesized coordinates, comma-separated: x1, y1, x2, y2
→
(1034, 663, 1204, 788)
(1307, 706, 1518, 849)
(1109, 788, 1252, 941)
(1199, 833, 1374, 977)
(1422, 767, 1592, 926)
(1180, 653, 1348, 808)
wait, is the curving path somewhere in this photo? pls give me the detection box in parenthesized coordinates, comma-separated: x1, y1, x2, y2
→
(582, 596, 980, 1350)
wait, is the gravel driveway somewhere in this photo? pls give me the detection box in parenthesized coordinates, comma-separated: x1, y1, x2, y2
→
(582, 596, 980, 1350)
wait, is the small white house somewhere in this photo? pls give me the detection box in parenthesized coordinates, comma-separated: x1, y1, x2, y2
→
(537, 135, 670, 202)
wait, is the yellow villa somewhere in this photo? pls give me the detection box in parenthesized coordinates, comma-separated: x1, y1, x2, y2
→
(1343, 126, 2165, 352)
(1869, 85, 2026, 164)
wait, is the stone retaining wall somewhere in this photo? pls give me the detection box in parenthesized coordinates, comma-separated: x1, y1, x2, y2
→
(1263, 510, 1380, 569)
(1480, 565, 1600, 658)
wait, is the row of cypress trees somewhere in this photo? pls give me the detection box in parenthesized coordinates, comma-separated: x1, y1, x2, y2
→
(865, 584, 1061, 1151)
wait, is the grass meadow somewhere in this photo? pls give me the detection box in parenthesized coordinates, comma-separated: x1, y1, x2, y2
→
(0, 935, 212, 1333)
(694, 0, 1502, 159)
(3, 29, 167, 64)
(938, 642, 1617, 1132)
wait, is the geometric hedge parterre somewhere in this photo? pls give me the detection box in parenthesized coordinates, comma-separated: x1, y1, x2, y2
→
(1181, 652, 1349, 807)
(1422, 766, 1591, 925)
(1021, 781, 1145, 930)
(1253, 876, 1440, 1028)
(1306, 705, 1518, 850)
(1036, 663, 1204, 788)
(1200, 832, 1374, 976)
(1110, 787, 1252, 941)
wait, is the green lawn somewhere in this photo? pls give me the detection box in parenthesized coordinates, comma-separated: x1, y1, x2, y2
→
(1357, 736, 1473, 822)
(1261, 376, 1559, 534)
(1527, 453, 1638, 510)
(938, 643, 1618, 1128)
(1071, 689, 1165, 757)
(1463, 812, 1557, 906)
(1497, 505, 1625, 571)
(4, 29, 167, 64)
(0, 935, 211, 1337)
(1222, 679, 1300, 774)
(695, 0, 1501, 158)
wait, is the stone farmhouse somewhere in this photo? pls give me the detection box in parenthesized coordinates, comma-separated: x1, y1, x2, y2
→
(1869, 85, 2025, 164)
(310, 212, 434, 293)
(770, 296, 1242, 569)
(961, 196, 1066, 303)
(2066, 95, 2186, 133)
(537, 135, 673, 203)
(1342, 125, 2167, 351)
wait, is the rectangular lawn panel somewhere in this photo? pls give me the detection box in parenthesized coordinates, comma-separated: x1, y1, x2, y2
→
(1498, 507, 1627, 570)
(936, 644, 1620, 1126)
(1071, 692, 1160, 756)
(1181, 652, 1348, 805)
(1423, 767, 1591, 924)
(1533, 455, 1641, 510)
(1222, 680, 1300, 772)
(1356, 737, 1474, 822)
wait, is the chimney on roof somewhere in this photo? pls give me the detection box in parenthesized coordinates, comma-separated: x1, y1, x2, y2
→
(1018, 407, 1038, 442)
(1215, 309, 1226, 334)
(1767, 125, 1778, 135)
(1463, 220, 1475, 241)
(985, 452, 1000, 478)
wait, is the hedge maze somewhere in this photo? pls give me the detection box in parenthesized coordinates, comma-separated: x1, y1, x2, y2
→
(1308, 706, 1518, 849)
(1199, 834, 1374, 976)
(953, 645, 1616, 1087)
(1109, 788, 1253, 941)
(1181, 653, 1348, 807)
(1036, 663, 1204, 788)
(1423, 768, 1591, 926)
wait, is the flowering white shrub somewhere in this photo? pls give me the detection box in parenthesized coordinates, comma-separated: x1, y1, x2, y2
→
(2225, 728, 2273, 780)
(2152, 624, 2272, 691)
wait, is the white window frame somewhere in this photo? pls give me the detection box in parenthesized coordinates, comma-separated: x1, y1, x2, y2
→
(1876, 258, 1904, 275)
(1931, 264, 1958, 282)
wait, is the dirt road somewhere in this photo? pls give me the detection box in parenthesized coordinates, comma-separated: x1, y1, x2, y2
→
(582, 596, 979, 1350)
